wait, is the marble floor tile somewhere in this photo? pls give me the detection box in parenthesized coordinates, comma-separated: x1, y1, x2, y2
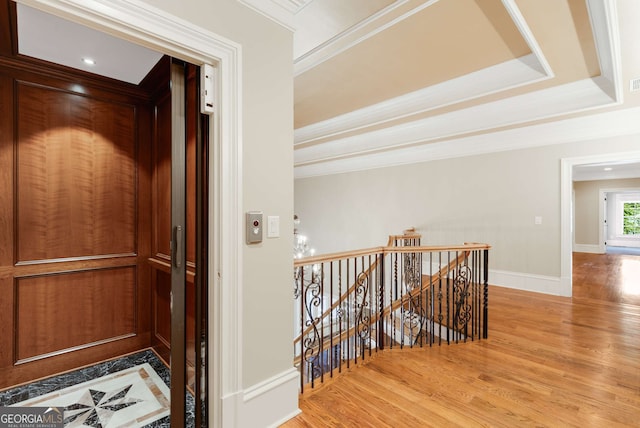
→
(13, 363, 169, 427)
(0, 350, 195, 427)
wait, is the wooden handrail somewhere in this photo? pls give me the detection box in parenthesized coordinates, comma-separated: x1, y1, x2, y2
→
(294, 243, 490, 267)
(387, 227, 421, 245)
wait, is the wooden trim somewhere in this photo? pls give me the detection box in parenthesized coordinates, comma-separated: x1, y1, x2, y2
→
(0, 74, 13, 268)
(15, 253, 137, 266)
(12, 257, 138, 278)
(0, 1, 14, 56)
(294, 243, 490, 267)
(14, 334, 137, 365)
(386, 228, 421, 245)
(148, 257, 196, 282)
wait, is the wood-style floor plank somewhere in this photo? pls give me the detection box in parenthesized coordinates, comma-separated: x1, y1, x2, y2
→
(281, 253, 640, 427)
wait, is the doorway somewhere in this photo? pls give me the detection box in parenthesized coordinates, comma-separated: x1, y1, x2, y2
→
(1, 1, 243, 426)
(0, 2, 210, 426)
(601, 190, 640, 253)
(561, 152, 640, 296)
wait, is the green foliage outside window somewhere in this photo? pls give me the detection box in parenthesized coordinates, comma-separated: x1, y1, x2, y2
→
(623, 202, 640, 235)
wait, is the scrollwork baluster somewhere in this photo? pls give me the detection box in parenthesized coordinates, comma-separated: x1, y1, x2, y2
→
(453, 263, 472, 339)
(354, 270, 370, 358)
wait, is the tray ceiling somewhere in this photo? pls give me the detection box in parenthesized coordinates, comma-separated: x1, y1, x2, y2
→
(288, 0, 640, 178)
(11, 0, 640, 178)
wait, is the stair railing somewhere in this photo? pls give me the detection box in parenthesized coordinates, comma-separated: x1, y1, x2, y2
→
(293, 231, 490, 392)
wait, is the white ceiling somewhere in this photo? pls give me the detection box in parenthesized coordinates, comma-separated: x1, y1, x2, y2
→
(13, 0, 640, 181)
(573, 161, 640, 181)
(16, 3, 163, 85)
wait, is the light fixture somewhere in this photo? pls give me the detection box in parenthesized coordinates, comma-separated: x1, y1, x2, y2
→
(81, 57, 96, 65)
(293, 214, 315, 259)
(604, 167, 613, 171)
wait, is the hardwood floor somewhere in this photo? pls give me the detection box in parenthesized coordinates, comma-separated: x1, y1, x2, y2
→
(573, 251, 640, 306)
(281, 252, 640, 427)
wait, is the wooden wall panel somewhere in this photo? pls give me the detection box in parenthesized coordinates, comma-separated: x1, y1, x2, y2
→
(16, 82, 136, 263)
(0, 72, 15, 372)
(153, 91, 172, 260)
(186, 65, 197, 265)
(0, 75, 13, 267)
(16, 267, 136, 362)
(0, 1, 15, 57)
(0, 40, 156, 388)
(0, 277, 13, 367)
(153, 269, 171, 358)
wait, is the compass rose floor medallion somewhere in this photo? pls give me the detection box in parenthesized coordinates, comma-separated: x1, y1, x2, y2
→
(1, 351, 173, 428)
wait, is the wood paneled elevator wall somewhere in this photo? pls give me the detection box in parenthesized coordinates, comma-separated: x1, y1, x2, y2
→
(0, 1, 201, 389)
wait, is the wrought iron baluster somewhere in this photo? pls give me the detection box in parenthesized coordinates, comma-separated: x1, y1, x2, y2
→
(367, 254, 373, 357)
(346, 258, 351, 369)
(337, 260, 343, 374)
(453, 256, 471, 343)
(392, 251, 398, 349)
(302, 266, 323, 387)
(296, 265, 304, 391)
(354, 256, 370, 361)
(483, 249, 489, 339)
(329, 262, 334, 378)
(449, 252, 453, 343)
(437, 251, 443, 346)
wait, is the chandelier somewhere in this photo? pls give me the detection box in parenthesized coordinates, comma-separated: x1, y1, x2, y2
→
(293, 214, 315, 259)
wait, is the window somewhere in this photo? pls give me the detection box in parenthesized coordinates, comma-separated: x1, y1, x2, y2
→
(623, 201, 640, 235)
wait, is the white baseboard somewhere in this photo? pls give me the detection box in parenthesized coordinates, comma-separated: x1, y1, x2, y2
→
(573, 244, 603, 253)
(239, 367, 300, 428)
(607, 240, 640, 248)
(489, 269, 566, 296)
(220, 390, 240, 428)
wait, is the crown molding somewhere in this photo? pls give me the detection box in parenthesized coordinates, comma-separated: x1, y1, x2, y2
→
(294, 0, 428, 74)
(294, 106, 640, 178)
(237, 0, 298, 32)
(502, 0, 552, 77)
(586, 0, 622, 101)
(295, 54, 550, 146)
(295, 76, 615, 166)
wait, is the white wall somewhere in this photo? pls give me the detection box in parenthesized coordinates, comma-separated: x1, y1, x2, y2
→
(295, 134, 640, 295)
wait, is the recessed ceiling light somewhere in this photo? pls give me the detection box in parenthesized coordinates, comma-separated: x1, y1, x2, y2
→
(82, 57, 96, 65)
(604, 167, 613, 171)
